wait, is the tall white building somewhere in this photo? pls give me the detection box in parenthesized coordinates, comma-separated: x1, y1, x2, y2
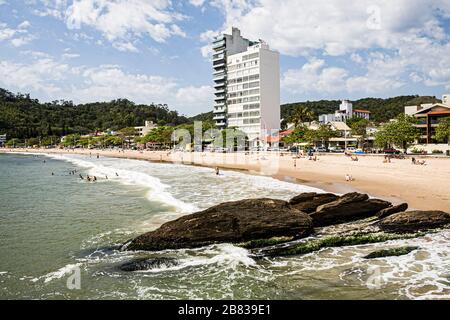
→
(212, 28, 252, 129)
(212, 28, 280, 147)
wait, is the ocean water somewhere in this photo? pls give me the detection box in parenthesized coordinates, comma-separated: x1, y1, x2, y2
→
(0, 153, 448, 300)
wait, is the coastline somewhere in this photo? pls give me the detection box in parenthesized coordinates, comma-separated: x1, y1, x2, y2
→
(1, 147, 449, 211)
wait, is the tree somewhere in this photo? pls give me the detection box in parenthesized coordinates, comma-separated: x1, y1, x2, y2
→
(435, 118, 450, 143)
(288, 106, 315, 128)
(374, 114, 420, 150)
(309, 124, 336, 149)
(62, 134, 81, 147)
(347, 117, 370, 148)
(118, 127, 138, 149)
(282, 126, 308, 145)
(142, 126, 174, 148)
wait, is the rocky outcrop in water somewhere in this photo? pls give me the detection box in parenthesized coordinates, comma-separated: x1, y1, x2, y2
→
(310, 192, 391, 227)
(126, 198, 313, 251)
(379, 210, 450, 233)
(120, 257, 178, 271)
(377, 203, 408, 219)
(363, 246, 419, 259)
(289, 192, 339, 213)
(125, 191, 450, 254)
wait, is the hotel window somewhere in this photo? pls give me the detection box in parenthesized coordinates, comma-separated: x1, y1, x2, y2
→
(243, 53, 259, 61)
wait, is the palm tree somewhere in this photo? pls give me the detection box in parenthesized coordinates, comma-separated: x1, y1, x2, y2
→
(288, 106, 315, 128)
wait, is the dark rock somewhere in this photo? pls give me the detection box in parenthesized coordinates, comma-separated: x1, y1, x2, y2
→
(377, 203, 408, 219)
(379, 210, 450, 233)
(126, 198, 314, 251)
(120, 257, 178, 271)
(363, 246, 419, 259)
(289, 192, 339, 213)
(310, 192, 391, 227)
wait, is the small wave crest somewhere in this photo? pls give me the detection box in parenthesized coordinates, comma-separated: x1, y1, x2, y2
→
(44, 154, 197, 213)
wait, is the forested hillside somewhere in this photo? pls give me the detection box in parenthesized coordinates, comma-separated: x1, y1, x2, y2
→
(281, 95, 441, 123)
(0, 88, 189, 139)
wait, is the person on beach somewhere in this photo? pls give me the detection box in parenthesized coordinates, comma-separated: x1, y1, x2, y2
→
(215, 167, 220, 175)
(97, 154, 99, 159)
(411, 157, 416, 165)
(294, 159, 297, 168)
(345, 174, 353, 182)
(105, 175, 108, 180)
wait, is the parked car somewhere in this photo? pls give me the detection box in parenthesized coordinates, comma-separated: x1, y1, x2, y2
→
(315, 146, 328, 152)
(383, 148, 401, 154)
(329, 147, 344, 153)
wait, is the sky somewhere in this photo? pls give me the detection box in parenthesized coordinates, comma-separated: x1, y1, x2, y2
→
(0, 0, 449, 116)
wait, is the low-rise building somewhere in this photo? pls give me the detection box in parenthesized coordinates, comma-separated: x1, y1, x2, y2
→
(135, 121, 157, 137)
(318, 100, 370, 123)
(405, 95, 450, 144)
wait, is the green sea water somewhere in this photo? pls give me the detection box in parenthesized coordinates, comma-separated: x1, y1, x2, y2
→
(0, 153, 448, 299)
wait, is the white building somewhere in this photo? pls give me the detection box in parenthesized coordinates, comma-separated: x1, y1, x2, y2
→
(212, 28, 253, 129)
(212, 28, 280, 147)
(319, 100, 370, 123)
(134, 121, 157, 137)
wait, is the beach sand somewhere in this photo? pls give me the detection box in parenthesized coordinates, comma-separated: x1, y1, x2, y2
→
(2, 148, 449, 211)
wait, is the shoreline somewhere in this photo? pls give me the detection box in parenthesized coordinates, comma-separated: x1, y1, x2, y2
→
(1, 147, 449, 211)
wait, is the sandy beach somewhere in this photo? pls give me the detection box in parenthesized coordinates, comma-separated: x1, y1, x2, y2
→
(2, 148, 449, 211)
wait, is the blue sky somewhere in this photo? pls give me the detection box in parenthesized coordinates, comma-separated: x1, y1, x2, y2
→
(0, 0, 449, 116)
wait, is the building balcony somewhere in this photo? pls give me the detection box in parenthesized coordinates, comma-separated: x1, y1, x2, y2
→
(214, 106, 226, 114)
(215, 88, 226, 95)
(213, 61, 226, 69)
(213, 114, 226, 121)
(214, 82, 226, 90)
(215, 97, 226, 103)
(212, 40, 225, 49)
(213, 72, 226, 82)
(213, 53, 225, 61)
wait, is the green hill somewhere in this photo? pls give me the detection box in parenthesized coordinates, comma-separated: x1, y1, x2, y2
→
(0, 88, 189, 139)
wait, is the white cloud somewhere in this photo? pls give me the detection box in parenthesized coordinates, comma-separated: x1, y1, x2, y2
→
(0, 56, 212, 115)
(206, 0, 450, 57)
(63, 0, 186, 50)
(205, 0, 449, 95)
(62, 53, 80, 59)
(0, 58, 69, 96)
(189, 0, 206, 7)
(282, 58, 348, 94)
(0, 20, 34, 47)
(112, 41, 139, 52)
(18, 21, 31, 29)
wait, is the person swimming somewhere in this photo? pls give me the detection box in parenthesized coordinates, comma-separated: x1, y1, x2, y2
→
(93, 176, 97, 182)
(79, 174, 84, 180)
(115, 172, 119, 177)
(105, 175, 108, 180)
(215, 167, 220, 175)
